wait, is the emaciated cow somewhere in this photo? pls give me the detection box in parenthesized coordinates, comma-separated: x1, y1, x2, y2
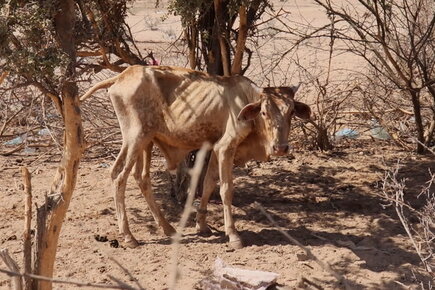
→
(80, 65, 310, 249)
(195, 86, 311, 239)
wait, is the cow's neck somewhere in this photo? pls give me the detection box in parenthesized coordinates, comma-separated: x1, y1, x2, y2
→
(234, 119, 269, 166)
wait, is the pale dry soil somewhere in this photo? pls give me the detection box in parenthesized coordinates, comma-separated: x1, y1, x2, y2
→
(1, 1, 434, 289)
(0, 140, 433, 289)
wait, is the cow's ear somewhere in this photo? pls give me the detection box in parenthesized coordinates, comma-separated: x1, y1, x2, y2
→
(238, 101, 262, 121)
(294, 101, 311, 120)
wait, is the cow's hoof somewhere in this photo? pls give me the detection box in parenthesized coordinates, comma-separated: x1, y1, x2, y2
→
(124, 238, 139, 248)
(163, 224, 176, 237)
(196, 225, 213, 236)
(228, 239, 243, 249)
(228, 233, 243, 249)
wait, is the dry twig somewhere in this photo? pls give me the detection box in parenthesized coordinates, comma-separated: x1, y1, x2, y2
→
(0, 268, 137, 289)
(109, 257, 145, 290)
(382, 160, 434, 274)
(169, 142, 211, 290)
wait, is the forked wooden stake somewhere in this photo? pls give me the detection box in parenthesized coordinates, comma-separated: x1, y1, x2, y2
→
(21, 166, 32, 290)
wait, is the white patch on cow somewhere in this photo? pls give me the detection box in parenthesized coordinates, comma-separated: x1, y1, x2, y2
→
(251, 82, 263, 95)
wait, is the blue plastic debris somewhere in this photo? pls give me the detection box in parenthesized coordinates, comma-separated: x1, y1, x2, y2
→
(98, 163, 110, 168)
(335, 128, 359, 139)
(4, 134, 26, 145)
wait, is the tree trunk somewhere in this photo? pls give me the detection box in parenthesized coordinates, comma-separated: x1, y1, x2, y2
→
(33, 1, 84, 289)
(208, 18, 224, 75)
(214, 0, 231, 76)
(317, 127, 332, 151)
(231, 5, 248, 75)
(185, 24, 197, 69)
(409, 90, 425, 153)
(35, 82, 83, 290)
(424, 85, 435, 144)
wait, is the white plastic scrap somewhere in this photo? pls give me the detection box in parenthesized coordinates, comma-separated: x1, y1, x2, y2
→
(201, 257, 279, 290)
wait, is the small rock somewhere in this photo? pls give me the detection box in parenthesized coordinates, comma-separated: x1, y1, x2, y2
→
(296, 253, 309, 261)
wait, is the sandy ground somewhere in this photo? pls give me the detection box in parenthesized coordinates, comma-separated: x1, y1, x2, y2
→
(1, 140, 433, 289)
(1, 0, 434, 289)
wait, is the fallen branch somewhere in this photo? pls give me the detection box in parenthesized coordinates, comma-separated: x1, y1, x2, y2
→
(254, 203, 351, 290)
(0, 268, 138, 289)
(337, 108, 413, 115)
(0, 249, 22, 290)
(1, 144, 25, 156)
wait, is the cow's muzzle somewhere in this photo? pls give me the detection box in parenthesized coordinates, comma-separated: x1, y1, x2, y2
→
(272, 144, 290, 156)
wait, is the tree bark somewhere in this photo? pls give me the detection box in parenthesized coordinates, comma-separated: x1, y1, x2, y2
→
(214, 0, 231, 76)
(409, 90, 425, 153)
(186, 25, 197, 69)
(33, 1, 84, 289)
(35, 82, 83, 290)
(424, 85, 435, 144)
(21, 167, 32, 290)
(231, 5, 248, 75)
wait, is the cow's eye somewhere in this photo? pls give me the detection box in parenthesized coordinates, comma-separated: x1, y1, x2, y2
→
(261, 111, 266, 117)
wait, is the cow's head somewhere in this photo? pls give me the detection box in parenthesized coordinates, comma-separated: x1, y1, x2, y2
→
(237, 85, 311, 157)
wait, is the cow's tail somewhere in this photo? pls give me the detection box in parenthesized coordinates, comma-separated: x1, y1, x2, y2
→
(80, 74, 120, 102)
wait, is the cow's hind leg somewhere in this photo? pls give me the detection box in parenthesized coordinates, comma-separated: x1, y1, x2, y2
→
(111, 140, 142, 248)
(196, 153, 218, 235)
(134, 142, 176, 237)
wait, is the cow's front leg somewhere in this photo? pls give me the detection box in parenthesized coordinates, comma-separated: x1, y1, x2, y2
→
(215, 145, 242, 249)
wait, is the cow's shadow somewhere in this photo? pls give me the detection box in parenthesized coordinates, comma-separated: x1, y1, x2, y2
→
(124, 150, 433, 282)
